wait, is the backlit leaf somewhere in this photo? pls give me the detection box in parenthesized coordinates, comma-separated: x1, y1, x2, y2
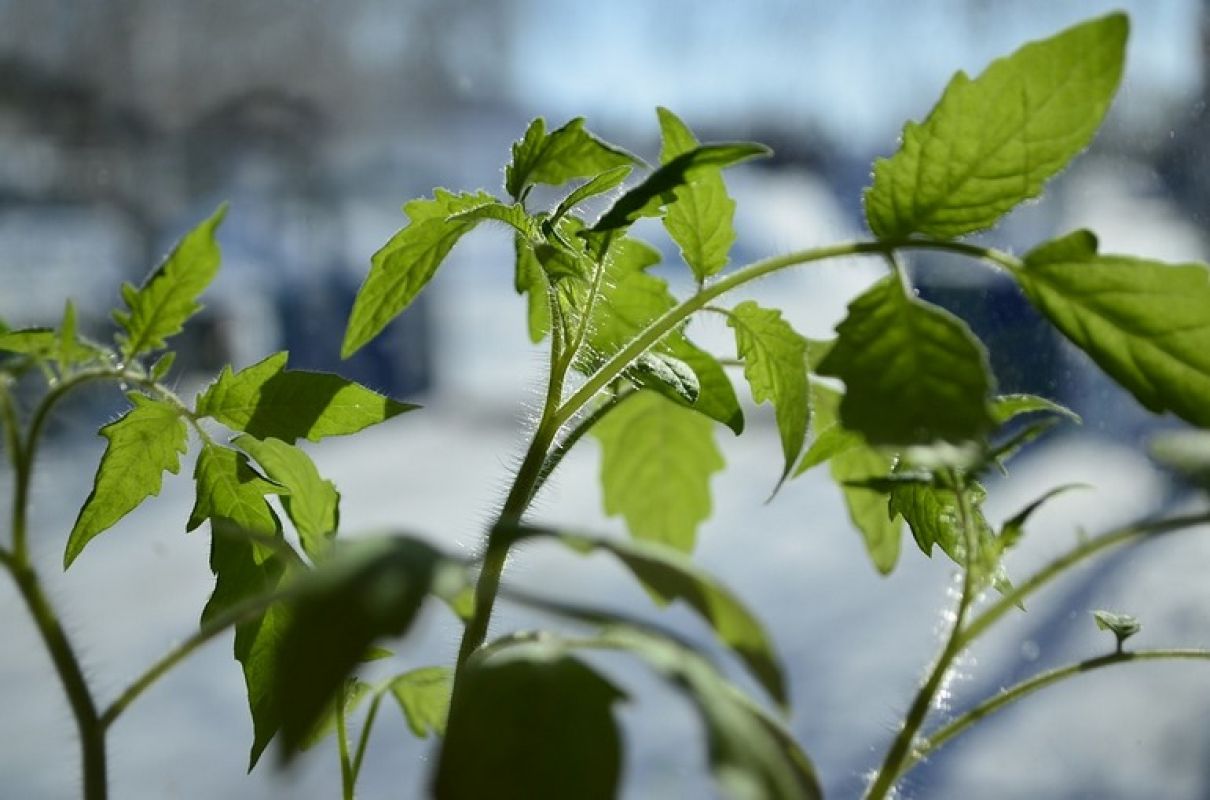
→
(233, 434, 339, 560)
(1016, 230, 1210, 428)
(197, 352, 415, 443)
(658, 107, 737, 281)
(865, 14, 1127, 239)
(592, 390, 725, 552)
(65, 394, 188, 567)
(816, 276, 995, 446)
(342, 190, 494, 357)
(187, 443, 283, 534)
(389, 666, 452, 739)
(505, 117, 639, 200)
(115, 204, 227, 359)
(514, 233, 552, 343)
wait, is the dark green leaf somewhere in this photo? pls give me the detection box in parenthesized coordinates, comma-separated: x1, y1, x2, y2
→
(276, 536, 455, 756)
(65, 394, 188, 567)
(657, 107, 738, 281)
(115, 204, 227, 359)
(389, 666, 452, 739)
(435, 639, 625, 800)
(197, 352, 415, 443)
(202, 519, 291, 770)
(816, 276, 995, 446)
(299, 678, 372, 752)
(342, 190, 494, 357)
(505, 117, 639, 200)
(593, 142, 771, 232)
(592, 390, 725, 552)
(1017, 230, 1210, 428)
(233, 434, 339, 560)
(727, 301, 809, 488)
(865, 14, 1127, 239)
(512, 526, 787, 706)
(999, 483, 1089, 552)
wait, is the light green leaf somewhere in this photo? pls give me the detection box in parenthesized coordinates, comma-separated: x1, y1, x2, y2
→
(865, 14, 1127, 239)
(551, 166, 632, 224)
(275, 536, 455, 756)
(233, 434, 339, 560)
(591, 627, 822, 800)
(342, 190, 495, 357)
(629, 351, 700, 405)
(888, 481, 993, 565)
(115, 204, 227, 359)
(149, 351, 177, 381)
(809, 384, 901, 573)
(434, 639, 626, 800)
(727, 301, 809, 488)
(202, 519, 291, 770)
(65, 394, 188, 567)
(592, 390, 725, 552)
(389, 666, 453, 739)
(1016, 230, 1210, 428)
(816, 276, 995, 446)
(187, 443, 283, 534)
(991, 393, 1081, 425)
(505, 117, 639, 200)
(0, 328, 58, 358)
(593, 142, 771, 232)
(197, 352, 415, 443)
(514, 233, 552, 343)
(447, 201, 539, 239)
(657, 107, 737, 281)
(672, 339, 745, 435)
(512, 526, 787, 707)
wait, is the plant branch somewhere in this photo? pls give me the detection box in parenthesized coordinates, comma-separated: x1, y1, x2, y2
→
(901, 648, 1210, 776)
(351, 692, 385, 784)
(336, 688, 355, 800)
(530, 385, 636, 500)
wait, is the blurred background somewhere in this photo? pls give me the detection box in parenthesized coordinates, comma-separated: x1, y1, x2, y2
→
(2, 1, 1210, 797)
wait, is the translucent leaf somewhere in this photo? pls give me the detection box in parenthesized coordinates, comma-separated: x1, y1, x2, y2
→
(187, 443, 283, 534)
(592, 390, 725, 552)
(275, 536, 455, 756)
(512, 526, 787, 707)
(865, 14, 1127, 239)
(991, 393, 1081, 425)
(202, 519, 291, 770)
(65, 394, 188, 567)
(593, 142, 770, 232)
(1016, 230, 1210, 428)
(434, 639, 626, 800)
(447, 201, 539, 239)
(196, 352, 415, 443)
(149, 351, 177, 381)
(888, 481, 994, 568)
(816, 276, 995, 446)
(505, 117, 639, 200)
(389, 666, 453, 739)
(114, 204, 227, 359)
(342, 189, 494, 357)
(233, 434, 339, 560)
(657, 107, 737, 281)
(514, 233, 552, 343)
(727, 301, 809, 488)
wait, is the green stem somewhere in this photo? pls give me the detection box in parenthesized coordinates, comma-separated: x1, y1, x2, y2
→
(864, 473, 979, 800)
(902, 649, 1210, 775)
(336, 687, 355, 800)
(5, 559, 106, 799)
(350, 692, 385, 784)
(101, 579, 299, 729)
(959, 511, 1210, 647)
(530, 386, 636, 500)
(553, 238, 1021, 427)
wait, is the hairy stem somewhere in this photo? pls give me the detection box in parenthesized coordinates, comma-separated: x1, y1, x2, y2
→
(901, 649, 1210, 776)
(864, 474, 979, 800)
(531, 386, 636, 499)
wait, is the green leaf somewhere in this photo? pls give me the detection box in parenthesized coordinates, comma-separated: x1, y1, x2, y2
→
(629, 351, 700, 405)
(275, 536, 455, 756)
(342, 189, 495, 357)
(505, 117, 639, 200)
(197, 352, 415, 443)
(299, 678, 372, 752)
(447, 201, 539, 239)
(998, 483, 1089, 552)
(592, 627, 821, 800)
(551, 166, 633, 224)
(991, 393, 1081, 425)
(389, 666, 452, 739)
(888, 481, 993, 566)
(864, 14, 1127, 239)
(65, 394, 188, 567)
(514, 233, 552, 343)
(0, 328, 58, 358)
(593, 142, 771, 233)
(233, 434, 339, 560)
(672, 339, 745, 435)
(816, 276, 995, 446)
(809, 384, 901, 573)
(187, 443, 283, 534)
(114, 204, 228, 359)
(434, 639, 626, 800)
(592, 390, 725, 552)
(727, 301, 809, 488)
(149, 351, 177, 381)
(511, 526, 787, 706)
(202, 519, 291, 770)
(1092, 609, 1140, 648)
(657, 107, 738, 281)
(1016, 230, 1210, 428)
